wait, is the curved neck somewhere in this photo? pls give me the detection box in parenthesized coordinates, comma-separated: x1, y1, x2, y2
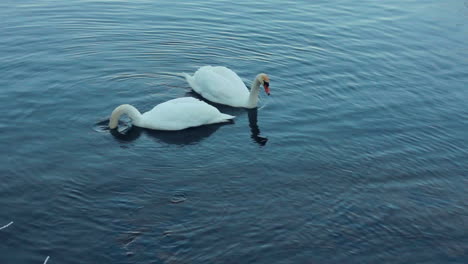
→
(109, 104, 143, 129)
(247, 78, 261, 108)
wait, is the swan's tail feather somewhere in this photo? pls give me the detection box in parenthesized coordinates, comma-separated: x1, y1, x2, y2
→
(219, 114, 235, 122)
(183, 72, 196, 88)
(182, 72, 192, 79)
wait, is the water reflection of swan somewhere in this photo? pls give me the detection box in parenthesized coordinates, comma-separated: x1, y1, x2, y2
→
(185, 91, 268, 146)
(110, 123, 228, 146)
(109, 97, 235, 131)
(248, 108, 268, 146)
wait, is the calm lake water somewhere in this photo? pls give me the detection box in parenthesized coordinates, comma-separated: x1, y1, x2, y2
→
(1, 0, 467, 263)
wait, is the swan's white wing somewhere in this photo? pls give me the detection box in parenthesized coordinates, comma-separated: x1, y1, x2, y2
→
(142, 97, 234, 130)
(211, 66, 246, 87)
(191, 66, 250, 107)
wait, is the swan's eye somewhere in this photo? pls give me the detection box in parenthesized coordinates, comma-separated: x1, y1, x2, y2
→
(264, 81, 269, 88)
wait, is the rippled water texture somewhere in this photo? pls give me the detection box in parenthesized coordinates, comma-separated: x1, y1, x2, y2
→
(1, 0, 467, 263)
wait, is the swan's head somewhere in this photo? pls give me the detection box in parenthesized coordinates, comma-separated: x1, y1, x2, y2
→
(257, 73, 270, 96)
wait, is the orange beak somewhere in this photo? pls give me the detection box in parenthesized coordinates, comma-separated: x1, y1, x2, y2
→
(264, 82, 270, 96)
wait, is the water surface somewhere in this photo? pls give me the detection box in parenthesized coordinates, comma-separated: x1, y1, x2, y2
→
(1, 0, 467, 263)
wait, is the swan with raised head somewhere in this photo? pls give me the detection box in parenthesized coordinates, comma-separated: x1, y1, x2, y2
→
(108, 97, 235, 131)
(184, 66, 270, 108)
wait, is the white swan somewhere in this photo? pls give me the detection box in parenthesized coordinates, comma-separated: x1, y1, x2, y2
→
(108, 97, 235, 131)
(184, 66, 270, 108)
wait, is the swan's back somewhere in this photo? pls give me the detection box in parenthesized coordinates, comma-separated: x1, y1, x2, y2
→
(190, 66, 250, 107)
(141, 97, 234, 130)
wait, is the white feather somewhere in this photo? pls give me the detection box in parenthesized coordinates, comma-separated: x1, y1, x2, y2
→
(184, 66, 269, 108)
(109, 97, 235, 131)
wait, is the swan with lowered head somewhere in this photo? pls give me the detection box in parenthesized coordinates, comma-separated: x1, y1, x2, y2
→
(184, 66, 270, 108)
(109, 97, 235, 131)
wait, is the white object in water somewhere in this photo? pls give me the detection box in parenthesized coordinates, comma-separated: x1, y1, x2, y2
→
(184, 66, 270, 108)
(109, 97, 235, 131)
(0, 221, 13, 230)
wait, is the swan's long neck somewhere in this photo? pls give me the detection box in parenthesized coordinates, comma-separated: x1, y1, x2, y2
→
(247, 77, 261, 108)
(109, 104, 143, 129)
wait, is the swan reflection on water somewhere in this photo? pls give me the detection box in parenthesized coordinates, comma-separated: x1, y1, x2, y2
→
(247, 108, 268, 146)
(185, 91, 268, 146)
(108, 122, 229, 146)
(95, 97, 268, 146)
(105, 111, 268, 146)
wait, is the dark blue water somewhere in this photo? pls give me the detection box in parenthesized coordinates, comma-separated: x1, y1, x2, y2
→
(1, 0, 467, 263)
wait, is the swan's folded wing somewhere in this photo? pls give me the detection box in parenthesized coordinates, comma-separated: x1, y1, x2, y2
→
(142, 98, 227, 130)
(165, 97, 202, 104)
(211, 66, 246, 88)
(193, 66, 249, 107)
